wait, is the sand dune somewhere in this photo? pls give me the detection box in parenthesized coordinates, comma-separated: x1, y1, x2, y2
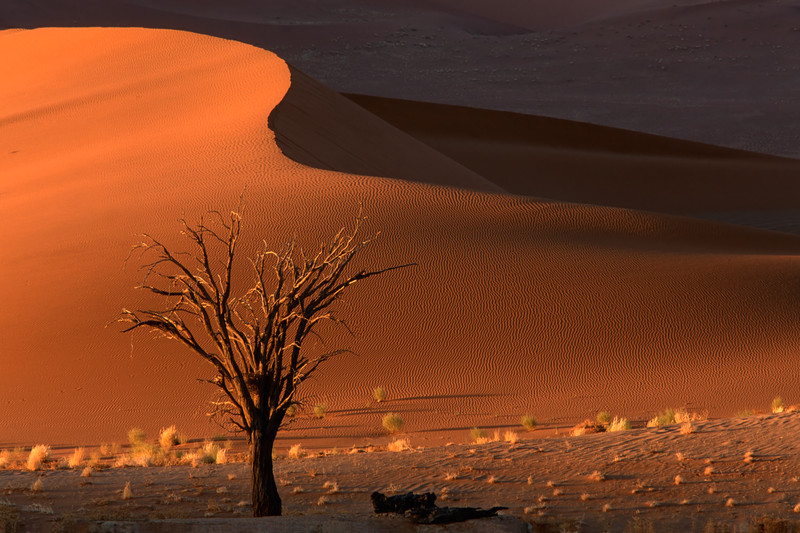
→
(3, 0, 800, 159)
(346, 94, 800, 230)
(3, 27, 800, 452)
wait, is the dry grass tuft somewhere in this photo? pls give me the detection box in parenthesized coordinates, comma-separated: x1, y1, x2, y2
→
(159, 426, 180, 451)
(580, 493, 590, 501)
(520, 415, 537, 431)
(288, 444, 305, 459)
(602, 503, 611, 512)
(313, 404, 327, 419)
(571, 420, 604, 436)
(772, 396, 785, 413)
(680, 420, 694, 435)
(647, 408, 705, 428)
(317, 495, 332, 506)
(81, 466, 93, 478)
(552, 488, 563, 496)
(127, 428, 147, 446)
(486, 475, 497, 484)
(588, 471, 606, 482)
(68, 447, 85, 468)
(372, 386, 387, 403)
(445, 472, 458, 481)
(793, 502, 800, 513)
(676, 452, 686, 462)
(725, 497, 735, 508)
(122, 482, 132, 500)
(292, 486, 304, 495)
(323, 481, 339, 494)
(382, 413, 404, 434)
(607, 416, 631, 432)
(743, 450, 754, 464)
(675, 475, 684, 485)
(704, 465, 715, 476)
(503, 431, 519, 445)
(27, 445, 50, 471)
(31, 478, 43, 492)
(387, 438, 411, 452)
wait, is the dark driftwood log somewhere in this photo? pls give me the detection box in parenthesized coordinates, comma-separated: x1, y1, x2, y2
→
(371, 491, 507, 524)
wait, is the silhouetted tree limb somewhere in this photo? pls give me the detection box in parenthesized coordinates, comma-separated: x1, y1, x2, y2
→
(118, 208, 412, 516)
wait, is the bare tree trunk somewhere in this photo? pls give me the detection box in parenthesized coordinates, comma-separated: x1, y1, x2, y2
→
(250, 426, 281, 516)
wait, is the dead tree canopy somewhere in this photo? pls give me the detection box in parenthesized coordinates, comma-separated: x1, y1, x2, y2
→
(118, 208, 412, 516)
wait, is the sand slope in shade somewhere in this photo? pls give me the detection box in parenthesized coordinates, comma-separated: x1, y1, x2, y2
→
(346, 94, 800, 230)
(2, 28, 800, 448)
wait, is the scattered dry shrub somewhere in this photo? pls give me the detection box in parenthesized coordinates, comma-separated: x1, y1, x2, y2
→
(27, 445, 50, 471)
(313, 404, 327, 419)
(503, 431, 519, 444)
(31, 478, 43, 492)
(323, 481, 339, 494)
(470, 428, 488, 443)
(571, 420, 604, 436)
(675, 475, 684, 485)
(81, 466, 92, 478)
(608, 416, 631, 432)
(373, 386, 387, 403)
(159, 426, 180, 451)
(596, 411, 612, 427)
(725, 498, 735, 507)
(68, 448, 85, 468)
(288, 444, 304, 459)
(382, 413, 404, 434)
(520, 415, 537, 431)
(445, 472, 458, 481)
(772, 396, 785, 414)
(588, 471, 606, 482)
(122, 482, 132, 500)
(680, 420, 694, 435)
(744, 450, 755, 464)
(127, 428, 147, 447)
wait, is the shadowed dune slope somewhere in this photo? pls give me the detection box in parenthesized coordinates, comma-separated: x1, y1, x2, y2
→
(269, 68, 502, 192)
(3, 28, 800, 448)
(347, 94, 800, 223)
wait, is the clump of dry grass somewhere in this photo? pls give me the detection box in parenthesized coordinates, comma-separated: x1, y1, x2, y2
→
(588, 471, 606, 482)
(445, 472, 458, 481)
(470, 428, 488, 443)
(676, 452, 686, 462)
(571, 420, 604, 436)
(680, 420, 695, 435)
(503, 431, 519, 445)
(323, 481, 339, 494)
(704, 465, 715, 476)
(387, 438, 411, 452)
(725, 497, 735, 508)
(647, 408, 705, 428)
(772, 396, 785, 413)
(372, 386, 387, 403)
(68, 447, 85, 468)
(382, 413, 404, 434)
(288, 444, 305, 459)
(602, 503, 611, 512)
(675, 475, 684, 485)
(793, 502, 800, 513)
(31, 478, 44, 492)
(27, 445, 50, 471)
(292, 486, 304, 495)
(127, 428, 147, 447)
(520, 415, 537, 431)
(608, 416, 631, 432)
(159, 426, 181, 451)
(317, 495, 332, 506)
(744, 450, 755, 464)
(486, 475, 497, 484)
(596, 411, 612, 427)
(81, 466, 93, 478)
(580, 493, 590, 501)
(122, 482, 132, 500)
(313, 404, 327, 419)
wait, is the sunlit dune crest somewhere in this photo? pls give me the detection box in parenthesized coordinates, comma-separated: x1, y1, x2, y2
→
(2, 27, 800, 452)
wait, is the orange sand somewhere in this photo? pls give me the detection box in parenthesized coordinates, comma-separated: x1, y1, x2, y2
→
(2, 28, 800, 452)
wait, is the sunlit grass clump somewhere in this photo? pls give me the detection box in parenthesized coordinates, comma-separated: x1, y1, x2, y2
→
(520, 415, 537, 431)
(382, 413, 404, 434)
(373, 386, 387, 403)
(27, 445, 50, 471)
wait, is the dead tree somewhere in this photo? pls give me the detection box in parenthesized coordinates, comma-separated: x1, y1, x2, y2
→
(118, 209, 410, 516)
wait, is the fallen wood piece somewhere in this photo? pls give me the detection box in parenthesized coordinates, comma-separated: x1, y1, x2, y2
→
(371, 491, 508, 524)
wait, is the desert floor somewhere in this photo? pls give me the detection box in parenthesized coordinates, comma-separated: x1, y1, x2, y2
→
(5, 413, 800, 532)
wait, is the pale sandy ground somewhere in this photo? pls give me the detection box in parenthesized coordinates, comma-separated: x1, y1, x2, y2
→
(2, 0, 799, 157)
(4, 413, 800, 532)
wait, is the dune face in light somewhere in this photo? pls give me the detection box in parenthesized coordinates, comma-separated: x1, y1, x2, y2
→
(2, 27, 800, 447)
